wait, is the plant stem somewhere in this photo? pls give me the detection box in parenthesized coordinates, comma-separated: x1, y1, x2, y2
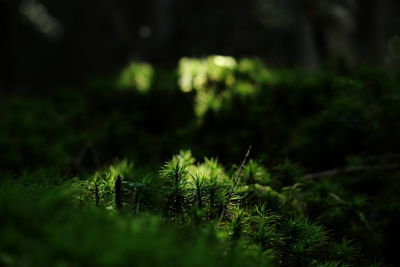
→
(115, 176, 122, 211)
(95, 182, 100, 206)
(219, 145, 252, 224)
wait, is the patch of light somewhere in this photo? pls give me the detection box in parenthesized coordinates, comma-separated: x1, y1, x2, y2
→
(212, 55, 237, 68)
(117, 62, 154, 93)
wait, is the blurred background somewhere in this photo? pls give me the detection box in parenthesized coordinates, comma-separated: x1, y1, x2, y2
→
(1, 0, 400, 90)
(1, 0, 400, 171)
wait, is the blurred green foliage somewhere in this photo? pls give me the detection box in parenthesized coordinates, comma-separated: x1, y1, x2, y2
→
(117, 63, 154, 93)
(2, 56, 400, 170)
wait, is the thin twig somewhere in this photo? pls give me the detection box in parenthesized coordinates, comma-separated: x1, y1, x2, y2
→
(219, 145, 252, 224)
(136, 194, 140, 215)
(130, 187, 141, 215)
(115, 176, 123, 211)
(130, 187, 137, 208)
(94, 182, 100, 206)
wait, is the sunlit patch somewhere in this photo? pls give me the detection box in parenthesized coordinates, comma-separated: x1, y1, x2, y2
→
(178, 57, 206, 92)
(178, 55, 236, 93)
(178, 56, 275, 118)
(107, 159, 134, 179)
(117, 62, 154, 93)
(161, 150, 230, 188)
(212, 55, 237, 68)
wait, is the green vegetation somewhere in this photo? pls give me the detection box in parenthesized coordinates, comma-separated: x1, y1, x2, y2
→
(1, 57, 400, 266)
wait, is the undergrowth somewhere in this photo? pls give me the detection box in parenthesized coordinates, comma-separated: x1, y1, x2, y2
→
(1, 150, 397, 266)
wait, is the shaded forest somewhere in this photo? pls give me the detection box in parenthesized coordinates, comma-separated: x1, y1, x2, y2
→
(1, 1, 400, 266)
(1, 0, 400, 90)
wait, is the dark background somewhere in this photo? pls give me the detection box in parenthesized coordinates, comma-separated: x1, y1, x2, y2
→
(1, 0, 399, 91)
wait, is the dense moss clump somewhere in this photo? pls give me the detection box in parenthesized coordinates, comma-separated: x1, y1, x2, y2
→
(0, 150, 398, 266)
